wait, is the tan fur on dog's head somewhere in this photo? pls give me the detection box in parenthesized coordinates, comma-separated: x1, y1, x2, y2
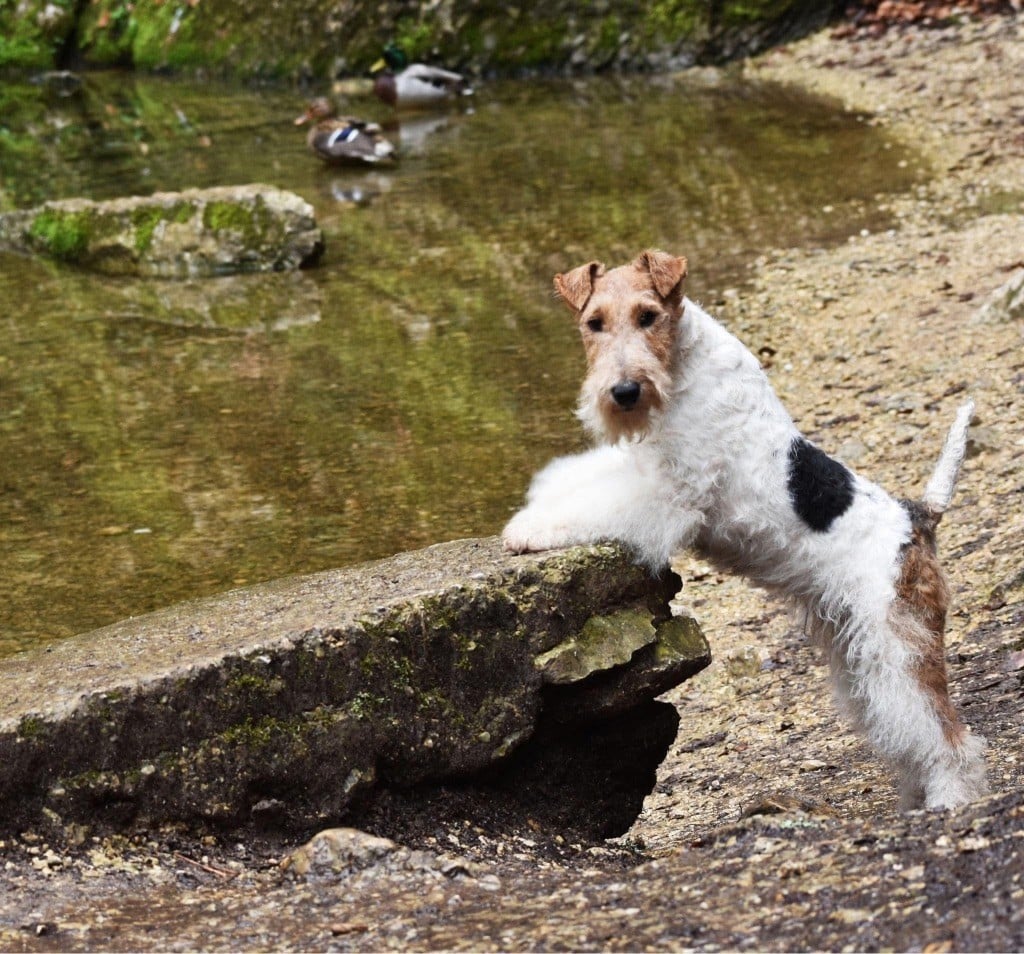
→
(554, 250, 688, 443)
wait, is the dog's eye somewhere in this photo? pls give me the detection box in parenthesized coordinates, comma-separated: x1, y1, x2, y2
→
(638, 310, 658, 328)
(586, 317, 603, 333)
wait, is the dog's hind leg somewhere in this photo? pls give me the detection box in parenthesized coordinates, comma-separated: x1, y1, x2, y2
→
(827, 606, 987, 810)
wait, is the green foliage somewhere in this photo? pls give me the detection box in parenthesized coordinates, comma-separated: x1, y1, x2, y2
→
(519, 16, 573, 68)
(76, 0, 136, 65)
(35, 0, 824, 79)
(391, 19, 435, 62)
(593, 14, 623, 60)
(641, 1, 706, 41)
(77, 0, 210, 70)
(0, 0, 75, 69)
(131, 1, 204, 71)
(0, 29, 54, 70)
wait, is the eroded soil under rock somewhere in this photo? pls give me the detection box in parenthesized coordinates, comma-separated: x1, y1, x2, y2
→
(351, 701, 682, 847)
(3, 8, 1024, 952)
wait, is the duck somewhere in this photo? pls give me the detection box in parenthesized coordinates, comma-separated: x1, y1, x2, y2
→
(371, 44, 473, 110)
(294, 98, 397, 165)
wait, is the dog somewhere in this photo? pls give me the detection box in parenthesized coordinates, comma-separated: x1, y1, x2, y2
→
(502, 249, 988, 810)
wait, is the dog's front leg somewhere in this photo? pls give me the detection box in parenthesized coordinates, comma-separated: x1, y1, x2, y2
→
(501, 444, 701, 568)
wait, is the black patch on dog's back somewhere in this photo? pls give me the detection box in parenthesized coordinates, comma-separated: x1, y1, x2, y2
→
(787, 436, 854, 532)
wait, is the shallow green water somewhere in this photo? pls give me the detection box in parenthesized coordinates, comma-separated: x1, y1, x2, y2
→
(0, 70, 921, 655)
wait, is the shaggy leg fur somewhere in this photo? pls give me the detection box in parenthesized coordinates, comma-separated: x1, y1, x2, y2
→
(827, 608, 987, 810)
(502, 445, 704, 570)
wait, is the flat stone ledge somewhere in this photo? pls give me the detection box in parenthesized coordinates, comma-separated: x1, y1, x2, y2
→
(0, 538, 709, 836)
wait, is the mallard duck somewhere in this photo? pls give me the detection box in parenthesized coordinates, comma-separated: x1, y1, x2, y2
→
(371, 44, 472, 109)
(294, 98, 396, 165)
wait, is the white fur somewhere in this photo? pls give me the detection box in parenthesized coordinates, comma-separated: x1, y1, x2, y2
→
(923, 398, 975, 512)
(503, 297, 988, 810)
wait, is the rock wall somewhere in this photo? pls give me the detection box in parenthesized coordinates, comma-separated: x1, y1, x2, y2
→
(1, 0, 837, 79)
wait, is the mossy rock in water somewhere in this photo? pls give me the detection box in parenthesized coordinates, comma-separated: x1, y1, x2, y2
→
(0, 184, 324, 277)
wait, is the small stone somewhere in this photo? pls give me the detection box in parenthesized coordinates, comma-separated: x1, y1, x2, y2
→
(975, 269, 1024, 323)
(831, 908, 875, 925)
(835, 439, 869, 464)
(725, 647, 761, 680)
(280, 828, 399, 879)
(330, 922, 369, 936)
(957, 835, 991, 853)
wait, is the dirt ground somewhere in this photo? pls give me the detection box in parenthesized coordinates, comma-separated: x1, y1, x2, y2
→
(2, 9, 1023, 952)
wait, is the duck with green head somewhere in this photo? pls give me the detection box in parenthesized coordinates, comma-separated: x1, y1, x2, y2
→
(371, 44, 473, 109)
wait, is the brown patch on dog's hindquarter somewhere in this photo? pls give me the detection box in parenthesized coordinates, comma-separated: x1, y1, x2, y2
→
(896, 504, 964, 746)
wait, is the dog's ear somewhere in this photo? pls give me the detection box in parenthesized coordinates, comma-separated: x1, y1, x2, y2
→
(636, 250, 688, 302)
(554, 261, 604, 312)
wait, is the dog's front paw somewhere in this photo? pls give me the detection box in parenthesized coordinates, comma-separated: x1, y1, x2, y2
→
(501, 510, 573, 554)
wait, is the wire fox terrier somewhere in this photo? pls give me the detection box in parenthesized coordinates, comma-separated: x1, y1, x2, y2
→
(503, 250, 988, 810)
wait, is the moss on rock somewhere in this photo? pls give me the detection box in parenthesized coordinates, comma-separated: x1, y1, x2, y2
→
(131, 205, 166, 254)
(202, 199, 256, 235)
(535, 610, 660, 685)
(27, 208, 92, 261)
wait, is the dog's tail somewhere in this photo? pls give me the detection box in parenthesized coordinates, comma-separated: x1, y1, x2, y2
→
(921, 399, 975, 516)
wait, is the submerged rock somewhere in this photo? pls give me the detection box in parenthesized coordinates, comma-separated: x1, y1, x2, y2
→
(0, 184, 324, 277)
(0, 538, 709, 836)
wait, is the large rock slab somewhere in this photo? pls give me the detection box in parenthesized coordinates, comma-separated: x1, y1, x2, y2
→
(0, 184, 324, 277)
(0, 538, 708, 835)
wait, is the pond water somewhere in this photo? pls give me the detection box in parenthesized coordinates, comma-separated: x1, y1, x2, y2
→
(0, 70, 921, 656)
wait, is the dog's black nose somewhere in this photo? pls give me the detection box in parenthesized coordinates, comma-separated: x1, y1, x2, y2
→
(611, 381, 641, 409)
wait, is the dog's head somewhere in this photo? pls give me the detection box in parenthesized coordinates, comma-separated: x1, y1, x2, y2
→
(554, 249, 688, 443)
